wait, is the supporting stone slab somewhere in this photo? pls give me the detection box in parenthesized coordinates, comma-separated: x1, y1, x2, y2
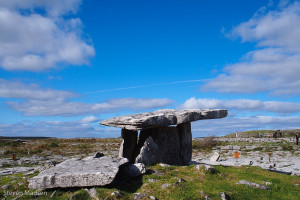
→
(177, 122, 192, 165)
(119, 129, 137, 162)
(135, 126, 182, 165)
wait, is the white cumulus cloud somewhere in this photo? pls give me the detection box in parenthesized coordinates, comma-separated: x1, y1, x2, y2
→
(0, 78, 76, 100)
(7, 97, 174, 116)
(203, 2, 300, 96)
(1, 79, 173, 116)
(180, 97, 300, 115)
(0, 0, 94, 71)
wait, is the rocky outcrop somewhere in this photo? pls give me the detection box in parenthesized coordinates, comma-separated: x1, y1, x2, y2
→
(100, 109, 227, 130)
(28, 156, 129, 189)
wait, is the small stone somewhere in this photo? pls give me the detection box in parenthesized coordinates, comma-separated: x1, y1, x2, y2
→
(178, 178, 187, 183)
(133, 193, 147, 200)
(161, 183, 171, 189)
(262, 181, 271, 185)
(205, 195, 210, 200)
(147, 169, 164, 176)
(210, 152, 220, 162)
(204, 165, 215, 173)
(194, 164, 203, 170)
(149, 196, 158, 200)
(220, 192, 230, 200)
(148, 178, 158, 183)
(173, 178, 187, 187)
(94, 152, 104, 158)
(121, 163, 146, 177)
(111, 191, 122, 198)
(236, 180, 271, 190)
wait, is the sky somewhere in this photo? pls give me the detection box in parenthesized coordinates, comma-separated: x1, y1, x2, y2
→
(1, 0, 300, 138)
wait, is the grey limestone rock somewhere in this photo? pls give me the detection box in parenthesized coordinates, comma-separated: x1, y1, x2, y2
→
(28, 156, 129, 189)
(210, 152, 220, 162)
(148, 178, 158, 183)
(204, 165, 215, 173)
(177, 122, 192, 164)
(94, 152, 104, 158)
(135, 136, 159, 166)
(100, 109, 227, 130)
(111, 191, 122, 198)
(120, 163, 146, 177)
(236, 180, 271, 190)
(118, 129, 137, 162)
(194, 164, 215, 173)
(133, 193, 147, 200)
(220, 192, 230, 200)
(136, 127, 182, 165)
(149, 196, 158, 200)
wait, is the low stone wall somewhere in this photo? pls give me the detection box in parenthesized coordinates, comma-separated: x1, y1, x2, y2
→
(215, 137, 294, 143)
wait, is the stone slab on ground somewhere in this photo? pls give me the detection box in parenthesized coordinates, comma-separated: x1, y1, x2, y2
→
(28, 156, 129, 189)
(236, 180, 271, 190)
(0, 166, 42, 176)
(100, 109, 227, 130)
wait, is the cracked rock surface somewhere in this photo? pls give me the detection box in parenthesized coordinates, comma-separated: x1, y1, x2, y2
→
(100, 109, 228, 130)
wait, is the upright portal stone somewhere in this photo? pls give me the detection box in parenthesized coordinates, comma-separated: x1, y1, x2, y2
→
(135, 127, 181, 165)
(119, 129, 137, 162)
(135, 123, 192, 165)
(177, 122, 192, 165)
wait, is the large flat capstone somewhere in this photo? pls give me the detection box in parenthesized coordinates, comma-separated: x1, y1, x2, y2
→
(100, 109, 228, 130)
(28, 156, 129, 189)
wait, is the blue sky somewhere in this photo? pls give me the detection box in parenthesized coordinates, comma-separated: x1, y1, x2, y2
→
(1, 0, 300, 138)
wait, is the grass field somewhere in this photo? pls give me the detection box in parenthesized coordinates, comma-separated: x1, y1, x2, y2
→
(0, 132, 300, 200)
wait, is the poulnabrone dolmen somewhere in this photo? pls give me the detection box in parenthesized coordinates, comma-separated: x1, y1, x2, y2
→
(100, 109, 228, 166)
